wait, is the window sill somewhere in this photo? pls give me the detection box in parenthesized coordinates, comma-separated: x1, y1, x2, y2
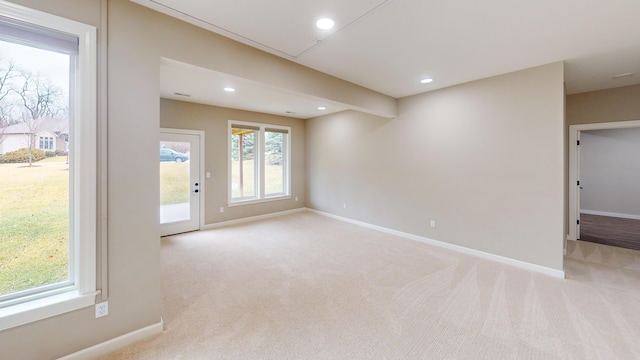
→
(228, 195, 291, 207)
(0, 289, 99, 331)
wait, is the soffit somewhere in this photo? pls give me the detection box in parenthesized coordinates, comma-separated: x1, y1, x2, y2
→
(160, 58, 348, 119)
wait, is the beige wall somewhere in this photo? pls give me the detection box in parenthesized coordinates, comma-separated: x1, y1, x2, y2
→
(160, 99, 305, 224)
(307, 62, 566, 270)
(567, 84, 640, 125)
(0, 0, 573, 356)
(1, 0, 387, 358)
(0, 1, 118, 359)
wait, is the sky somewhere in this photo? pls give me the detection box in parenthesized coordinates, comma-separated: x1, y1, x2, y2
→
(0, 39, 70, 99)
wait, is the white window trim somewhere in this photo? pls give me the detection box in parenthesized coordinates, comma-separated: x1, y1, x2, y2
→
(0, 0, 97, 331)
(228, 120, 291, 205)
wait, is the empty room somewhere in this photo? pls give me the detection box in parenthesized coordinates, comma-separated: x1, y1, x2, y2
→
(1, 0, 640, 359)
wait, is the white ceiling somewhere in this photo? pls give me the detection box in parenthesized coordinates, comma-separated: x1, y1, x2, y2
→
(139, 0, 640, 116)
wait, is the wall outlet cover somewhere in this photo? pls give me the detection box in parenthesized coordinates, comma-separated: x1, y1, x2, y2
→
(95, 301, 108, 318)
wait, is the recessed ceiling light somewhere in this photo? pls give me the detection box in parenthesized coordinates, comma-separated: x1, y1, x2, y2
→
(420, 78, 433, 84)
(224, 87, 236, 92)
(612, 72, 636, 79)
(318, 106, 326, 110)
(316, 18, 334, 30)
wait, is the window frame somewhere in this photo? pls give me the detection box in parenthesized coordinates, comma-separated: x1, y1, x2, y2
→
(228, 120, 291, 206)
(39, 136, 54, 150)
(0, 0, 97, 331)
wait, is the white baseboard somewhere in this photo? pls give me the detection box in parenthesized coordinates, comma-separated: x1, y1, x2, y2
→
(57, 319, 164, 360)
(580, 209, 640, 221)
(308, 209, 565, 279)
(201, 208, 306, 230)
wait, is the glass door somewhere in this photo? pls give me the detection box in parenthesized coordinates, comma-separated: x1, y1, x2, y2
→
(160, 130, 201, 236)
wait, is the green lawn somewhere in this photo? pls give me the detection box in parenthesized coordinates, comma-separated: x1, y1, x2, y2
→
(2, 158, 285, 297)
(231, 159, 284, 198)
(160, 161, 190, 205)
(162, 160, 284, 202)
(0, 157, 69, 296)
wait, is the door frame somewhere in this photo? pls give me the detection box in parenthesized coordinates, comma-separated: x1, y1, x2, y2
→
(160, 128, 205, 235)
(568, 119, 640, 241)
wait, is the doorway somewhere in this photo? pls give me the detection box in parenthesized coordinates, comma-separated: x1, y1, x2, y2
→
(568, 120, 640, 245)
(160, 128, 204, 236)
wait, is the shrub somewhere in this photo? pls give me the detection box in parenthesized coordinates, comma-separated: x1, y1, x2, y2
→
(55, 149, 68, 156)
(0, 148, 46, 163)
(45, 151, 56, 158)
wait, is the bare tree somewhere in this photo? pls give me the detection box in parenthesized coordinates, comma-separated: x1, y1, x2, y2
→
(16, 70, 63, 120)
(20, 114, 39, 166)
(0, 61, 16, 148)
(11, 70, 64, 166)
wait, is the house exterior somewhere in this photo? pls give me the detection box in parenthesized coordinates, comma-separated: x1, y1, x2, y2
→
(0, 117, 68, 155)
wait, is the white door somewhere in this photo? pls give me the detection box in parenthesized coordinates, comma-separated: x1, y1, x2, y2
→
(160, 129, 202, 236)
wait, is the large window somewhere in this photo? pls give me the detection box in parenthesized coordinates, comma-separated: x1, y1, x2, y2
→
(229, 121, 290, 204)
(0, 1, 97, 331)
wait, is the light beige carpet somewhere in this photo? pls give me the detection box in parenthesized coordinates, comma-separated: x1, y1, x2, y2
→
(101, 212, 640, 359)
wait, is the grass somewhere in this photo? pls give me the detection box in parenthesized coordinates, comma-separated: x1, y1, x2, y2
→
(2, 158, 284, 297)
(231, 159, 284, 198)
(160, 161, 190, 205)
(162, 159, 284, 202)
(0, 156, 69, 296)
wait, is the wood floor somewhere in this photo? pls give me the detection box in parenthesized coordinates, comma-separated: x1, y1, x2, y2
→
(579, 213, 640, 250)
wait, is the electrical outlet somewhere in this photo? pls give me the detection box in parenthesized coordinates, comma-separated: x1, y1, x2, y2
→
(430, 220, 436, 228)
(95, 301, 108, 318)
(343, 203, 347, 209)
(295, 196, 299, 202)
(220, 207, 224, 213)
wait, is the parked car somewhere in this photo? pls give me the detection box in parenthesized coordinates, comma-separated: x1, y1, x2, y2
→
(160, 148, 189, 162)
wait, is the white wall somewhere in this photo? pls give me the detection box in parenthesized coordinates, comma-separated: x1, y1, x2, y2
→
(307, 62, 566, 271)
(580, 127, 640, 218)
(0, 133, 28, 154)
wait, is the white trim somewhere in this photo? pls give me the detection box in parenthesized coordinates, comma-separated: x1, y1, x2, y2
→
(201, 208, 305, 230)
(0, 0, 98, 329)
(227, 195, 292, 207)
(227, 120, 291, 204)
(0, 291, 99, 332)
(580, 209, 640, 221)
(57, 320, 164, 360)
(568, 119, 640, 241)
(160, 128, 206, 229)
(308, 209, 565, 279)
(74, 11, 98, 297)
(160, 128, 205, 236)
